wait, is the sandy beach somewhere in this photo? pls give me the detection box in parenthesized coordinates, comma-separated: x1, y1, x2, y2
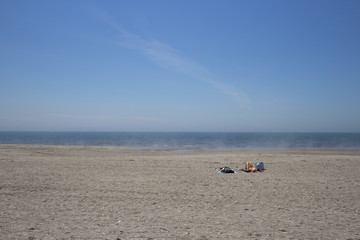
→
(0, 145, 359, 239)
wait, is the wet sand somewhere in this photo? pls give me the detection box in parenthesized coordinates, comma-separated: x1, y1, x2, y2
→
(1, 145, 360, 239)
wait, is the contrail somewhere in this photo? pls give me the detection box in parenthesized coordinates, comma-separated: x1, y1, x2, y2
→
(95, 10, 251, 107)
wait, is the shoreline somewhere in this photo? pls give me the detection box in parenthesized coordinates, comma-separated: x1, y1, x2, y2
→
(1, 144, 360, 239)
(1, 132, 360, 149)
(1, 144, 360, 158)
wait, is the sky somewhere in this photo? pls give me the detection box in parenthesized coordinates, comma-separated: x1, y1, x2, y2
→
(1, 0, 360, 132)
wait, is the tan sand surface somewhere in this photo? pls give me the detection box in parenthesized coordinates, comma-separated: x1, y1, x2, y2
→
(1, 145, 360, 239)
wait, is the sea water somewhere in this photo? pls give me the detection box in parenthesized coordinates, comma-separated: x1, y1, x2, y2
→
(0, 132, 360, 149)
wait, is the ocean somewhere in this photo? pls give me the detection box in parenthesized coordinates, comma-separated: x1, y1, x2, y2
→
(0, 132, 360, 149)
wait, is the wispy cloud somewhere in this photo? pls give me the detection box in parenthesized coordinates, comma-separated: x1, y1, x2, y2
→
(95, 11, 251, 107)
(48, 113, 164, 131)
(52, 113, 162, 122)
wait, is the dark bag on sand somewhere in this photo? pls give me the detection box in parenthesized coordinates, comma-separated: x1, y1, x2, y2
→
(221, 166, 235, 173)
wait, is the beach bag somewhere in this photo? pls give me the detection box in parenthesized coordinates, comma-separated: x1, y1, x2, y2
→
(221, 166, 235, 173)
(255, 162, 264, 171)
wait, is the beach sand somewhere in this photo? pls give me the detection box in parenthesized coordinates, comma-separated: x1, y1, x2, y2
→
(1, 145, 360, 239)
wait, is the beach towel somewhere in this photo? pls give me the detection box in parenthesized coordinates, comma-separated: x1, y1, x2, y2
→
(238, 168, 262, 173)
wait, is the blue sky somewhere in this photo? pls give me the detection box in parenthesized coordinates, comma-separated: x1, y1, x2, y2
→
(1, 0, 360, 132)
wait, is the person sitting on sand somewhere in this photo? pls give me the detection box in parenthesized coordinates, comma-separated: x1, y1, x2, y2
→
(245, 162, 257, 172)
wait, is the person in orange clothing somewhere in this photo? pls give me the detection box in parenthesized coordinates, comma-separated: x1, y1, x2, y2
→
(245, 162, 257, 172)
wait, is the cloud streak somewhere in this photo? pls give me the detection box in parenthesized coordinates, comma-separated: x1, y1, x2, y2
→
(52, 113, 162, 122)
(97, 12, 251, 107)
